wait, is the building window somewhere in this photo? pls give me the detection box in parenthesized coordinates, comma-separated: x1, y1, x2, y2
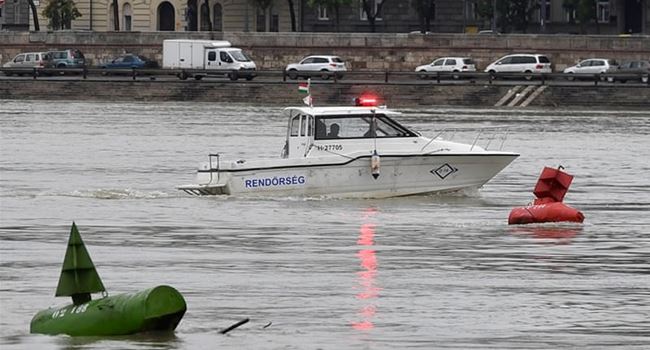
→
(597, 0, 609, 23)
(256, 8, 265, 31)
(360, 0, 382, 21)
(465, 1, 478, 21)
(270, 14, 278, 32)
(317, 5, 329, 20)
(564, 8, 576, 23)
(123, 3, 132, 31)
(213, 3, 222, 31)
(537, 0, 551, 22)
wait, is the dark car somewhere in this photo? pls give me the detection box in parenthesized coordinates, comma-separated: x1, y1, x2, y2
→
(100, 54, 159, 74)
(606, 60, 650, 83)
(48, 49, 86, 68)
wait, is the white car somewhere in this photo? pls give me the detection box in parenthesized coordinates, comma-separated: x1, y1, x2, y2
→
(415, 57, 476, 79)
(484, 54, 552, 79)
(563, 58, 618, 80)
(285, 55, 347, 80)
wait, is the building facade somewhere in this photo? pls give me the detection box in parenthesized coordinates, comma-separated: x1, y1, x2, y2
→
(301, 0, 649, 34)
(29, 0, 299, 32)
(14, 0, 649, 34)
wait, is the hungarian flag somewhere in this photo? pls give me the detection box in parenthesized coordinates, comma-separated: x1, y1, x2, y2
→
(298, 80, 310, 94)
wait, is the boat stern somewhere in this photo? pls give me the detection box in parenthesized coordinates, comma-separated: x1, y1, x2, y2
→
(177, 183, 228, 196)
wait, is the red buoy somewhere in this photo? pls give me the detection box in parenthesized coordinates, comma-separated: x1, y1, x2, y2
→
(508, 166, 584, 225)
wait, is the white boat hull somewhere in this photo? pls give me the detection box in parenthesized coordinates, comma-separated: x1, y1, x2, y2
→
(179, 153, 518, 198)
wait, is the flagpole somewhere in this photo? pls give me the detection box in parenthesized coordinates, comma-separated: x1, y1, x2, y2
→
(308, 78, 312, 108)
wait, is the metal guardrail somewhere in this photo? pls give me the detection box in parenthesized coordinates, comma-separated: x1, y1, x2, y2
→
(1, 67, 648, 86)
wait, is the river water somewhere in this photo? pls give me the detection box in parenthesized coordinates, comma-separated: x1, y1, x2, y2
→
(1, 100, 649, 349)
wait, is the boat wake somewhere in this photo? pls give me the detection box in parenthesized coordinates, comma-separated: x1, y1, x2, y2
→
(66, 189, 173, 199)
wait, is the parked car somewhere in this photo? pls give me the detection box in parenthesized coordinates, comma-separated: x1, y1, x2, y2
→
(605, 60, 650, 83)
(2, 52, 52, 76)
(415, 57, 476, 79)
(285, 55, 347, 80)
(563, 58, 617, 80)
(48, 49, 86, 69)
(99, 54, 159, 74)
(484, 53, 552, 79)
(478, 30, 500, 35)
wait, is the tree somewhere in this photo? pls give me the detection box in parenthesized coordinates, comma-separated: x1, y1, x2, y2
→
(251, 0, 273, 31)
(411, 0, 435, 33)
(28, 0, 40, 31)
(307, 0, 352, 32)
(287, 0, 297, 31)
(475, 0, 495, 29)
(562, 0, 598, 34)
(495, 0, 535, 33)
(361, 0, 389, 33)
(42, 0, 82, 30)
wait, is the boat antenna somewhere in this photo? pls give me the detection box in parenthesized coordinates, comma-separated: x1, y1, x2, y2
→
(372, 109, 377, 151)
(370, 109, 381, 179)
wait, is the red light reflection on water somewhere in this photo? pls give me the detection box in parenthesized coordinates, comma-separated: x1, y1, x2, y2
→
(351, 210, 381, 331)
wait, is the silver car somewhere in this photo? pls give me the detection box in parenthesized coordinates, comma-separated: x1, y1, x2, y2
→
(285, 55, 347, 80)
(563, 58, 618, 80)
(415, 57, 477, 79)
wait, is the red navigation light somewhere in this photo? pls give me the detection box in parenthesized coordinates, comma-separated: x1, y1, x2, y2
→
(355, 95, 379, 107)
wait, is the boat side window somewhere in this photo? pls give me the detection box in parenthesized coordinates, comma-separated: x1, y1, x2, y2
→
(290, 116, 300, 137)
(314, 114, 415, 140)
(304, 115, 313, 136)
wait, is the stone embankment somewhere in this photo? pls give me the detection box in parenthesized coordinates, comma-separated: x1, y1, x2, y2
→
(2, 32, 649, 108)
(2, 79, 649, 109)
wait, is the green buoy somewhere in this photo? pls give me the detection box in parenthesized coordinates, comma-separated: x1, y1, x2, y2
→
(30, 223, 187, 336)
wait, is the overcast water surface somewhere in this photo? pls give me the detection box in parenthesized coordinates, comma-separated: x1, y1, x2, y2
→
(1, 100, 649, 349)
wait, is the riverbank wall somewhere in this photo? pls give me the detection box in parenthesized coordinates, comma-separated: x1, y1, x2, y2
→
(1, 31, 649, 71)
(2, 79, 649, 109)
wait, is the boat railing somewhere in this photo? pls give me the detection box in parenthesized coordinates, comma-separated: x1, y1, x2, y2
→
(421, 126, 511, 152)
(205, 153, 220, 185)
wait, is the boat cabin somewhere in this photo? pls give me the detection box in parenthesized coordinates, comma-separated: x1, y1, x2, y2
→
(282, 106, 418, 159)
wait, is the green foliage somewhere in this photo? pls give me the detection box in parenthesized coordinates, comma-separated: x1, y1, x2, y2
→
(475, 0, 494, 20)
(562, 0, 597, 24)
(496, 0, 536, 33)
(411, 0, 435, 32)
(42, 0, 82, 30)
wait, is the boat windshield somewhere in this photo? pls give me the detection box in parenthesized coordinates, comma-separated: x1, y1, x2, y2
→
(315, 114, 416, 140)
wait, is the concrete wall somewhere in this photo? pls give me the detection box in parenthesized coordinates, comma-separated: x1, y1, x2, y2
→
(1, 31, 649, 71)
(1, 79, 649, 109)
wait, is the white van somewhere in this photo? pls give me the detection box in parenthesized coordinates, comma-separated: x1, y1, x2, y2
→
(484, 54, 552, 79)
(162, 39, 257, 81)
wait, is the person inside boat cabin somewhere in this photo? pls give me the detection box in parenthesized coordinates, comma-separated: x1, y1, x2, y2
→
(327, 123, 340, 138)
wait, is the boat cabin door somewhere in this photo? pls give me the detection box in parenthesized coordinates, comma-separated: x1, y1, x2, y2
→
(286, 112, 314, 158)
